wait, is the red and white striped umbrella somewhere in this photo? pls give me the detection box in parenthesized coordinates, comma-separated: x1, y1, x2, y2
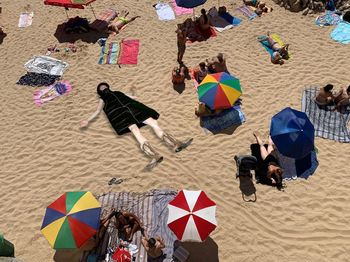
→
(167, 190, 217, 242)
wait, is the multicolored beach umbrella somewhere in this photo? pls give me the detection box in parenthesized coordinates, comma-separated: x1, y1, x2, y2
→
(167, 190, 217, 242)
(44, 0, 96, 9)
(41, 191, 101, 249)
(197, 72, 242, 110)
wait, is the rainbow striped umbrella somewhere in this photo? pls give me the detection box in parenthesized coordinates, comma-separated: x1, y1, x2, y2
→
(41, 191, 101, 249)
(197, 72, 242, 110)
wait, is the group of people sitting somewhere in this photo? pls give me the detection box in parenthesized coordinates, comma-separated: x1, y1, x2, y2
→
(316, 84, 350, 111)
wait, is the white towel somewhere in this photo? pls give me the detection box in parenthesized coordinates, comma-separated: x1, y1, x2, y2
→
(18, 12, 34, 28)
(155, 3, 175, 21)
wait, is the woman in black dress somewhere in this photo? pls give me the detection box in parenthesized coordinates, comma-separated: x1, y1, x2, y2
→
(80, 83, 193, 170)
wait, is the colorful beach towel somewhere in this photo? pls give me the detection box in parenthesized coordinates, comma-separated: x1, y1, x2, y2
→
(201, 105, 246, 134)
(315, 11, 340, 27)
(208, 7, 233, 32)
(24, 55, 69, 76)
(301, 86, 350, 142)
(155, 3, 175, 21)
(258, 34, 291, 59)
(330, 21, 350, 44)
(98, 41, 120, 65)
(18, 12, 34, 28)
(171, 0, 193, 16)
(83, 190, 178, 262)
(33, 81, 72, 106)
(118, 39, 140, 65)
(236, 6, 257, 20)
(219, 12, 242, 26)
(90, 8, 118, 32)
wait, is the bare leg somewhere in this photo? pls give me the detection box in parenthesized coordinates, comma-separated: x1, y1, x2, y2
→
(253, 132, 269, 160)
(128, 224, 141, 242)
(267, 136, 274, 154)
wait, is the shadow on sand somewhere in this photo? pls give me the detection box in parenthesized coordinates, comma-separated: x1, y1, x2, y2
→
(0, 32, 7, 44)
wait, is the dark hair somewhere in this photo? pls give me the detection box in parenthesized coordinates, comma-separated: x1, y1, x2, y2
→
(97, 82, 110, 97)
(217, 53, 224, 62)
(201, 9, 208, 23)
(323, 84, 333, 92)
(347, 85, 350, 93)
(114, 211, 122, 218)
(199, 62, 206, 69)
(271, 170, 284, 190)
(148, 238, 156, 248)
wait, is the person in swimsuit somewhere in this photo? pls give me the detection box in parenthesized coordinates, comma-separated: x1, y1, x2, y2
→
(193, 62, 208, 83)
(334, 85, 350, 111)
(110, 211, 145, 242)
(259, 32, 289, 65)
(172, 65, 185, 85)
(253, 132, 284, 190)
(198, 8, 210, 32)
(315, 84, 335, 105)
(80, 83, 193, 170)
(141, 233, 165, 260)
(206, 53, 228, 73)
(108, 10, 140, 33)
(176, 26, 187, 63)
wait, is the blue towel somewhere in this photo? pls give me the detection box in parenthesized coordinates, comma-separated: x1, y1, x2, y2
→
(330, 21, 350, 44)
(219, 12, 242, 26)
(201, 105, 245, 133)
(258, 36, 274, 56)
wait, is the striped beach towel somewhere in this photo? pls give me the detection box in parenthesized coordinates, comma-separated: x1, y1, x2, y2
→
(98, 41, 120, 65)
(84, 190, 177, 262)
(118, 39, 140, 65)
(301, 86, 350, 142)
(236, 6, 257, 20)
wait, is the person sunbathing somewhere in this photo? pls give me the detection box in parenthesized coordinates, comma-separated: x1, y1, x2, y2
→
(141, 232, 165, 259)
(172, 65, 185, 84)
(206, 53, 228, 73)
(198, 8, 211, 32)
(114, 211, 145, 242)
(193, 62, 208, 83)
(108, 10, 140, 33)
(80, 82, 193, 170)
(334, 85, 350, 111)
(253, 132, 284, 190)
(259, 32, 289, 65)
(315, 84, 335, 105)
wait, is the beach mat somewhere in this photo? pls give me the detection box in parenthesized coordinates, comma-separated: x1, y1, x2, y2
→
(33, 81, 72, 106)
(98, 41, 120, 65)
(219, 12, 242, 26)
(24, 55, 69, 76)
(18, 12, 33, 28)
(118, 39, 140, 65)
(155, 3, 175, 21)
(236, 6, 257, 20)
(301, 86, 350, 142)
(90, 8, 118, 32)
(250, 144, 318, 182)
(330, 21, 350, 44)
(208, 7, 233, 32)
(171, 0, 193, 16)
(83, 189, 177, 262)
(16, 72, 60, 87)
(315, 11, 340, 27)
(258, 34, 291, 59)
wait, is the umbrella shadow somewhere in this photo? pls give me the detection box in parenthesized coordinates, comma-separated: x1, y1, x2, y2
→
(54, 21, 109, 44)
(53, 249, 86, 262)
(200, 120, 241, 135)
(173, 237, 219, 262)
(0, 32, 7, 44)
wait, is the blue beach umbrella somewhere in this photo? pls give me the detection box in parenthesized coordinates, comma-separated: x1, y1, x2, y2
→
(270, 107, 315, 159)
(175, 0, 207, 8)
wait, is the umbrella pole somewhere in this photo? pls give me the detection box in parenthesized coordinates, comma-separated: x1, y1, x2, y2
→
(89, 4, 97, 19)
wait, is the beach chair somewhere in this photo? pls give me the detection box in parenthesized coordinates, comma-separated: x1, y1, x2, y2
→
(172, 246, 190, 262)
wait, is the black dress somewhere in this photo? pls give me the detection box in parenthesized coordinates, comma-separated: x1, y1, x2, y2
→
(102, 91, 160, 135)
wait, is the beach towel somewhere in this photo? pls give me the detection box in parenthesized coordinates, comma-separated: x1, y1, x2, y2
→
(90, 8, 118, 32)
(16, 72, 60, 87)
(98, 41, 120, 65)
(208, 7, 233, 32)
(171, 0, 193, 16)
(330, 21, 350, 44)
(258, 34, 291, 59)
(250, 144, 318, 182)
(301, 86, 350, 142)
(33, 81, 72, 106)
(315, 11, 340, 27)
(24, 56, 69, 76)
(118, 39, 140, 65)
(236, 6, 257, 20)
(155, 3, 175, 21)
(83, 189, 177, 262)
(219, 12, 242, 26)
(201, 105, 246, 133)
(18, 12, 33, 28)
(187, 25, 217, 43)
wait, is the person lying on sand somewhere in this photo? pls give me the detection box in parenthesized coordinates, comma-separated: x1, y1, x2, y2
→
(193, 62, 208, 83)
(80, 82, 193, 170)
(141, 232, 165, 259)
(172, 65, 185, 85)
(259, 32, 289, 65)
(253, 132, 284, 190)
(108, 10, 140, 33)
(334, 85, 350, 111)
(315, 84, 335, 105)
(206, 53, 228, 73)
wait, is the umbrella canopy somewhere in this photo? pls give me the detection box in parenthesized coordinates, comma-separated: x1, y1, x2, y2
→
(44, 0, 96, 9)
(41, 191, 101, 249)
(270, 107, 315, 159)
(198, 72, 242, 110)
(167, 190, 217, 242)
(175, 0, 207, 8)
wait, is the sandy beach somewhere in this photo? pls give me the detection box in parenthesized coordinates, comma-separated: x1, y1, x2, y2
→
(0, 0, 350, 261)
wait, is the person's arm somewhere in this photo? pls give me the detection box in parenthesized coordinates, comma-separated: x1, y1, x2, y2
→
(141, 237, 149, 249)
(80, 99, 104, 128)
(156, 236, 165, 248)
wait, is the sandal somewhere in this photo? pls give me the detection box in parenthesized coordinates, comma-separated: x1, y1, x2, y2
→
(108, 177, 124, 185)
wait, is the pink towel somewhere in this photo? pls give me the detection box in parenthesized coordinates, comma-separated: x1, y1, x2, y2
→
(171, 0, 193, 16)
(118, 39, 140, 65)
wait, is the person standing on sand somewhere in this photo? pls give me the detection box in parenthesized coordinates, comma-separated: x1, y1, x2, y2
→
(176, 27, 187, 63)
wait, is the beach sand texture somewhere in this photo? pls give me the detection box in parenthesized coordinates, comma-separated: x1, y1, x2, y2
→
(0, 0, 350, 261)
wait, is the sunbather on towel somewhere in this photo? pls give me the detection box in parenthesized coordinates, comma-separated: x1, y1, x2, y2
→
(182, 18, 206, 42)
(315, 84, 335, 105)
(253, 132, 284, 190)
(206, 53, 228, 73)
(193, 62, 208, 83)
(172, 65, 185, 84)
(108, 10, 140, 33)
(334, 85, 350, 111)
(243, 0, 272, 15)
(80, 82, 193, 170)
(259, 32, 289, 65)
(141, 232, 165, 259)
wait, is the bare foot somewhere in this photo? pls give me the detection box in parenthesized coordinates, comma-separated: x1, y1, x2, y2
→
(253, 132, 263, 145)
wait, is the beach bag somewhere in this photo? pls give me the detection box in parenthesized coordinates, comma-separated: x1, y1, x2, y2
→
(236, 155, 258, 171)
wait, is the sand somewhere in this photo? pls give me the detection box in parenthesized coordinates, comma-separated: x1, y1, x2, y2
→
(0, 0, 350, 261)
